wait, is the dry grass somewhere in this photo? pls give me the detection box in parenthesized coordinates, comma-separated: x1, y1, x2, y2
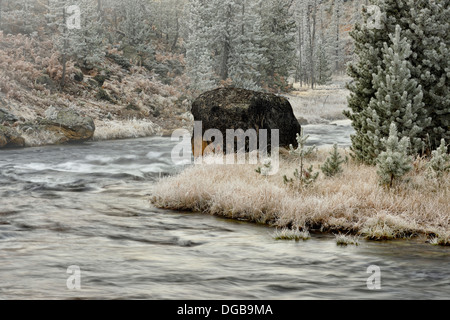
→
(150, 147, 450, 245)
(287, 76, 351, 124)
(0, 32, 190, 147)
(93, 119, 162, 141)
(273, 228, 311, 241)
(335, 233, 360, 246)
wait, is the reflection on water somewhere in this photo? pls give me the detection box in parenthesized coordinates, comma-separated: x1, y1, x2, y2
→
(0, 129, 449, 300)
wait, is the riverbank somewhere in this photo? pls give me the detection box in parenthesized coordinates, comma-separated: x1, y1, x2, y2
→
(0, 32, 193, 148)
(150, 147, 450, 246)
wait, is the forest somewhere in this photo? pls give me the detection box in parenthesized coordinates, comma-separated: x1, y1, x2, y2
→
(0, 0, 363, 142)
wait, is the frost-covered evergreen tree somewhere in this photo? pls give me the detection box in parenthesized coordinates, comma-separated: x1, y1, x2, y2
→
(71, 0, 105, 68)
(315, 37, 332, 85)
(428, 139, 450, 181)
(377, 123, 412, 188)
(321, 143, 345, 177)
(315, 5, 332, 85)
(186, 0, 266, 91)
(346, 0, 449, 163)
(119, 0, 154, 66)
(185, 0, 297, 92)
(228, 0, 266, 90)
(293, 0, 305, 86)
(46, 0, 73, 87)
(0, 0, 3, 31)
(401, 0, 450, 151)
(364, 25, 431, 163)
(260, 0, 296, 89)
(346, 0, 392, 164)
(152, 0, 184, 52)
(48, 0, 105, 70)
(330, 0, 346, 73)
(284, 128, 319, 187)
(1, 0, 44, 35)
(185, 0, 216, 92)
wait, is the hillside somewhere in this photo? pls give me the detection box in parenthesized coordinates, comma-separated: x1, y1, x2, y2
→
(0, 31, 195, 146)
(0, 0, 364, 147)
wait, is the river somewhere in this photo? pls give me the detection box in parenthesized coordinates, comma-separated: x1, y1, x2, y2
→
(0, 124, 449, 300)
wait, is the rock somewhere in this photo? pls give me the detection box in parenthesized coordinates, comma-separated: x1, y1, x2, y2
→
(74, 71, 84, 82)
(96, 88, 112, 102)
(0, 125, 25, 148)
(191, 87, 301, 156)
(297, 116, 309, 126)
(0, 108, 19, 124)
(38, 107, 95, 143)
(36, 74, 56, 90)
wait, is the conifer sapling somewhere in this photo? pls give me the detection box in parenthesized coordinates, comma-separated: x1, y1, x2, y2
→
(376, 123, 412, 188)
(284, 128, 319, 187)
(428, 139, 450, 182)
(321, 143, 346, 177)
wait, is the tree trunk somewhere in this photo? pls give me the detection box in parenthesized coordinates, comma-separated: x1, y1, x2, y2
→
(296, 7, 303, 86)
(61, 6, 67, 89)
(0, 0, 3, 31)
(170, 0, 180, 52)
(220, 4, 232, 81)
(307, 1, 317, 89)
(335, 1, 340, 72)
(241, 1, 245, 36)
(97, 0, 102, 15)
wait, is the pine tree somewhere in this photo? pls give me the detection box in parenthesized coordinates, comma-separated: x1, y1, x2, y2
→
(402, 0, 450, 151)
(377, 123, 412, 188)
(0, 0, 3, 31)
(71, 0, 105, 68)
(364, 25, 431, 163)
(260, 0, 296, 90)
(152, 0, 184, 52)
(119, 0, 154, 66)
(321, 144, 346, 177)
(330, 0, 346, 73)
(346, 0, 449, 163)
(315, 5, 332, 85)
(1, 0, 44, 35)
(46, 0, 72, 87)
(293, 0, 305, 86)
(428, 139, 450, 182)
(47, 0, 106, 72)
(228, 0, 265, 90)
(304, 0, 318, 89)
(315, 37, 332, 85)
(345, 0, 393, 164)
(185, 0, 216, 93)
(284, 128, 319, 187)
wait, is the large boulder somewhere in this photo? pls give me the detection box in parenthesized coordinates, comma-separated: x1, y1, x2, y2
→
(38, 107, 95, 143)
(191, 88, 301, 156)
(0, 125, 25, 148)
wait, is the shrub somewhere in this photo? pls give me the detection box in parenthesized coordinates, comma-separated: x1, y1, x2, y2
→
(273, 228, 311, 241)
(427, 139, 450, 183)
(283, 128, 319, 188)
(321, 144, 346, 177)
(376, 123, 412, 188)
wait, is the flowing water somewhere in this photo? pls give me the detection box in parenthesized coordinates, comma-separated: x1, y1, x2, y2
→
(0, 124, 449, 300)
